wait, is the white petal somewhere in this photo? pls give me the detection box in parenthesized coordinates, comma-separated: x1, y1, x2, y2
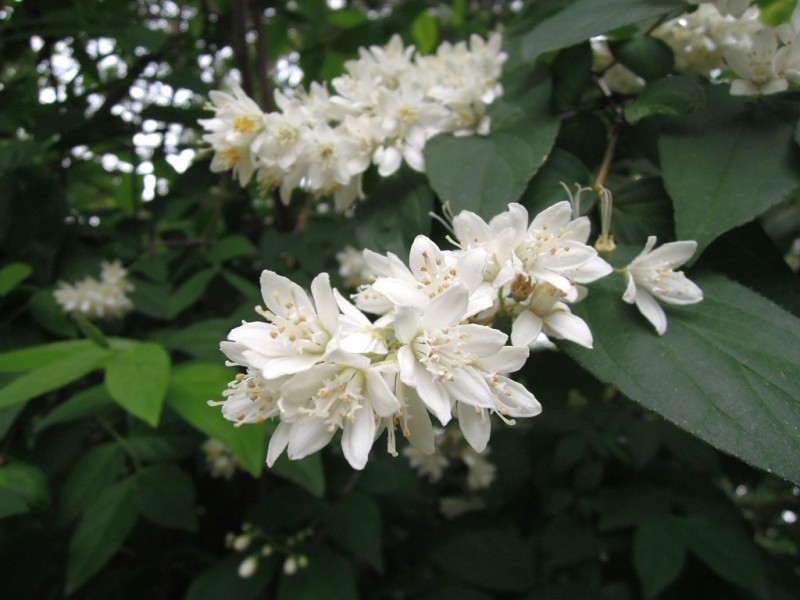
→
(457, 403, 491, 453)
(398, 345, 418, 386)
(457, 323, 508, 356)
(366, 369, 401, 417)
(403, 387, 435, 454)
(260, 270, 313, 316)
(422, 285, 469, 329)
(511, 310, 543, 347)
(341, 406, 376, 470)
(478, 346, 529, 374)
(311, 273, 339, 334)
(266, 421, 291, 467)
(622, 271, 637, 304)
(543, 311, 593, 349)
(395, 306, 421, 344)
(634, 287, 667, 335)
(287, 418, 335, 460)
(641, 240, 697, 269)
(415, 366, 452, 425)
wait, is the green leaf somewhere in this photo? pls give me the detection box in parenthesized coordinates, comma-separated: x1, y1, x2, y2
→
(0, 262, 32, 296)
(633, 516, 686, 598)
(611, 37, 674, 81)
(168, 268, 217, 318)
(551, 42, 593, 113)
(566, 272, 800, 484)
(277, 546, 358, 600)
(513, 0, 687, 62)
(0, 344, 108, 408)
(29, 288, 79, 337)
(60, 443, 126, 523)
(133, 464, 197, 532)
(0, 339, 97, 373)
(611, 176, 675, 246)
(521, 148, 592, 216)
(65, 477, 139, 595)
(412, 10, 438, 55)
(0, 462, 49, 511)
(208, 235, 257, 264)
(324, 492, 383, 571)
(222, 270, 261, 303)
(166, 363, 268, 477)
(271, 453, 325, 498)
(659, 87, 800, 255)
(354, 172, 433, 257)
(425, 65, 559, 218)
(34, 385, 114, 434)
(624, 76, 705, 125)
(151, 318, 231, 363)
(0, 488, 30, 519)
(431, 529, 535, 592)
(185, 556, 272, 600)
(105, 342, 171, 426)
(678, 515, 768, 600)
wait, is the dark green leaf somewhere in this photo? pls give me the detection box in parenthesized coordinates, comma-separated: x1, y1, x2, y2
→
(133, 464, 197, 532)
(0, 339, 97, 372)
(324, 492, 383, 571)
(0, 488, 30, 519)
(277, 546, 358, 600)
(65, 477, 139, 595)
(185, 556, 272, 600)
(522, 148, 592, 216)
(514, 0, 687, 62)
(0, 462, 49, 510)
(0, 262, 32, 296)
(354, 172, 433, 257)
(611, 37, 674, 81)
(431, 529, 535, 592)
(105, 342, 171, 426)
(633, 516, 686, 598)
(60, 444, 126, 523)
(271, 453, 325, 498)
(166, 363, 268, 477)
(34, 385, 114, 433)
(567, 272, 800, 484)
(659, 87, 800, 254)
(208, 235, 257, 264)
(552, 42, 593, 113)
(624, 76, 705, 125)
(168, 268, 217, 318)
(612, 176, 675, 246)
(150, 318, 231, 363)
(678, 515, 768, 600)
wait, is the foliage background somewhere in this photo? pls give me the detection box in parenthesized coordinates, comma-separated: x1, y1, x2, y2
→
(0, 0, 799, 598)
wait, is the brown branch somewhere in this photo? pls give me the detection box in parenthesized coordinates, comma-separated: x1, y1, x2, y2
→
(231, 0, 254, 97)
(249, 0, 273, 112)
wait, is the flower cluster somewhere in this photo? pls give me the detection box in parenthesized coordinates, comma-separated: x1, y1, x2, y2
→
(53, 260, 134, 319)
(201, 438, 243, 479)
(653, 3, 761, 77)
(199, 33, 506, 209)
(213, 200, 703, 470)
(595, 1, 800, 97)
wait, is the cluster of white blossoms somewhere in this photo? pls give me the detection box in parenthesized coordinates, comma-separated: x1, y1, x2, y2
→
(653, 3, 761, 77)
(213, 201, 703, 469)
(199, 33, 506, 210)
(595, 1, 800, 97)
(201, 438, 243, 479)
(53, 260, 134, 319)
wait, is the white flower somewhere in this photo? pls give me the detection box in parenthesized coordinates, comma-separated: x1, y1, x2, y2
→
(266, 354, 400, 470)
(690, 0, 752, 19)
(623, 236, 704, 335)
(208, 368, 282, 426)
(510, 282, 594, 349)
(725, 28, 789, 95)
(53, 260, 134, 319)
(461, 446, 496, 490)
(220, 270, 339, 379)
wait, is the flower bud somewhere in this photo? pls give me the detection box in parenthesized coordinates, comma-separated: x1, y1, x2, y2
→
(238, 555, 258, 579)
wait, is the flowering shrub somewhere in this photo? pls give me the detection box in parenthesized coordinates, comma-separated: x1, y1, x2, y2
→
(1, 1, 800, 599)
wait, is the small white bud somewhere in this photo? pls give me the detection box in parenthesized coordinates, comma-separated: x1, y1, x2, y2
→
(238, 555, 258, 579)
(283, 555, 298, 575)
(233, 534, 251, 552)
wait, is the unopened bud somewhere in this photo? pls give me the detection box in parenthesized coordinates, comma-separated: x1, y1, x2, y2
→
(261, 544, 273, 556)
(238, 555, 258, 579)
(283, 555, 298, 575)
(233, 534, 251, 552)
(297, 554, 309, 569)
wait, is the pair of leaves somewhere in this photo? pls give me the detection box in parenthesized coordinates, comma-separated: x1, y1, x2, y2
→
(65, 463, 197, 595)
(633, 515, 768, 598)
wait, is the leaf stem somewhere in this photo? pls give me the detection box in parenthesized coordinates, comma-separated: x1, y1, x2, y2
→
(97, 416, 143, 472)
